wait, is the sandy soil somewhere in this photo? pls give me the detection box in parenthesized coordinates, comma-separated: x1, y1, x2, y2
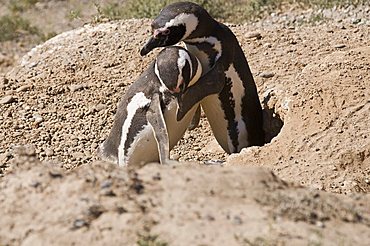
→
(1, 2, 370, 245)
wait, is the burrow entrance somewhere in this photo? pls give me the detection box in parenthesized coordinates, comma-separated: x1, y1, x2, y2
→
(261, 89, 285, 144)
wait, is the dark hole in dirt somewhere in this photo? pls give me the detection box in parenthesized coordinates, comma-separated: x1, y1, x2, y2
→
(262, 91, 284, 144)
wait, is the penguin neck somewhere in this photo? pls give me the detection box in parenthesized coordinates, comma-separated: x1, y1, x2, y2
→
(182, 17, 221, 73)
(184, 36, 222, 73)
(187, 18, 219, 40)
(187, 56, 202, 87)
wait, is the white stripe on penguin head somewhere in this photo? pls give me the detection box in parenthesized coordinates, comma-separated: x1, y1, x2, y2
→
(164, 13, 199, 40)
(187, 56, 202, 87)
(176, 49, 193, 91)
(186, 36, 222, 60)
(154, 59, 168, 93)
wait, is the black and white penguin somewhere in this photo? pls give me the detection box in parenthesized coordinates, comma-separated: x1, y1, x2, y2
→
(140, 1, 265, 154)
(98, 46, 223, 166)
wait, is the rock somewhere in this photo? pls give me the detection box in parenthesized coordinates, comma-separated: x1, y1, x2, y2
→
(45, 148, 54, 156)
(100, 180, 113, 189)
(16, 84, 32, 92)
(352, 18, 361, 24)
(259, 72, 275, 78)
(0, 153, 8, 165)
(0, 95, 15, 104)
(334, 44, 346, 49)
(1, 77, 9, 84)
(204, 160, 224, 165)
(72, 219, 88, 229)
(33, 114, 44, 124)
(193, 146, 201, 151)
(245, 32, 262, 39)
(94, 104, 106, 112)
(49, 169, 63, 178)
(69, 84, 87, 92)
(72, 152, 85, 160)
(28, 62, 38, 68)
(232, 215, 243, 225)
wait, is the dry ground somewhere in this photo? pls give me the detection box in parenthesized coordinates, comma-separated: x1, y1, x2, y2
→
(1, 3, 370, 245)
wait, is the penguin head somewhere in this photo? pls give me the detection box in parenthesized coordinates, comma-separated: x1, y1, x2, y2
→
(141, 2, 214, 56)
(154, 46, 202, 95)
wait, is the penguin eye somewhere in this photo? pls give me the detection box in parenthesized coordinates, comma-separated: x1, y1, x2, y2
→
(162, 29, 170, 35)
(153, 28, 170, 38)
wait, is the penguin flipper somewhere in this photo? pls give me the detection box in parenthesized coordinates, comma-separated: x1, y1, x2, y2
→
(177, 61, 225, 121)
(146, 93, 172, 165)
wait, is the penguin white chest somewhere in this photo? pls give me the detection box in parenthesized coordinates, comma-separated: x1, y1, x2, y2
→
(122, 97, 198, 166)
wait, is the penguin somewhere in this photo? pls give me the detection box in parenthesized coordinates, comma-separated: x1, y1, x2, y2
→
(140, 1, 265, 154)
(98, 46, 224, 166)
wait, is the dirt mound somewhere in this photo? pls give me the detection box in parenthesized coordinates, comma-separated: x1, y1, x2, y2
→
(228, 38, 370, 194)
(1, 156, 369, 245)
(1, 7, 370, 244)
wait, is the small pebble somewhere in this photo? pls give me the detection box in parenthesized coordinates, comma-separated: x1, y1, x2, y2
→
(73, 219, 88, 229)
(45, 148, 54, 156)
(352, 18, 361, 24)
(0, 95, 15, 104)
(72, 152, 85, 159)
(245, 32, 261, 39)
(49, 169, 63, 178)
(69, 84, 86, 92)
(16, 84, 32, 92)
(259, 72, 275, 78)
(233, 215, 243, 225)
(204, 160, 224, 165)
(0, 153, 8, 164)
(315, 221, 325, 228)
(2, 77, 9, 84)
(100, 180, 112, 189)
(33, 114, 44, 124)
(334, 44, 346, 49)
(94, 104, 106, 112)
(28, 62, 38, 68)
(29, 181, 41, 188)
(193, 146, 201, 151)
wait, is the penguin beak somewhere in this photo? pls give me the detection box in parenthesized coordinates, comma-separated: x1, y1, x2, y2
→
(140, 37, 160, 56)
(140, 28, 171, 56)
(171, 87, 181, 94)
